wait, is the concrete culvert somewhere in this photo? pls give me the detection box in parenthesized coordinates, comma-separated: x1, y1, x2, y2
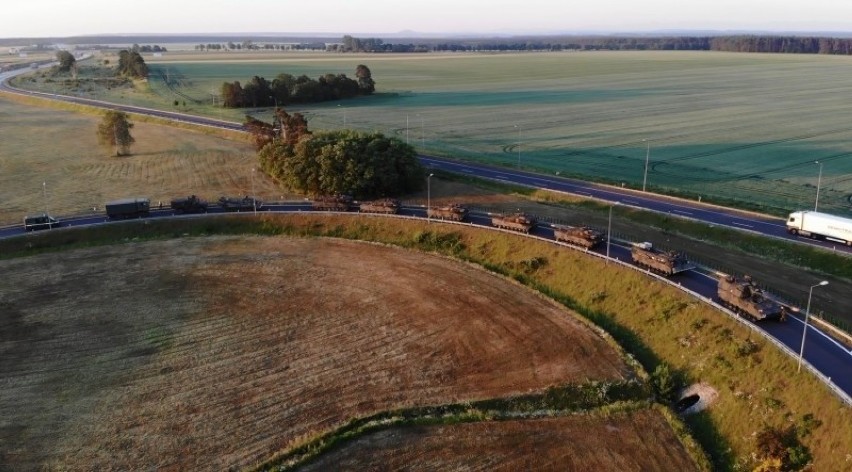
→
(675, 382, 718, 415)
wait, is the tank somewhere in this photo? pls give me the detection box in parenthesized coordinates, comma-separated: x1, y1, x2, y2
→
(428, 204, 469, 222)
(553, 224, 604, 249)
(359, 198, 400, 214)
(630, 241, 695, 275)
(717, 275, 786, 321)
(491, 212, 536, 233)
(170, 195, 208, 214)
(219, 196, 262, 212)
(312, 194, 354, 211)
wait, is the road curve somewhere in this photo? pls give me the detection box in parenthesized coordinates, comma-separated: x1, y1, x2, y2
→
(1, 67, 850, 404)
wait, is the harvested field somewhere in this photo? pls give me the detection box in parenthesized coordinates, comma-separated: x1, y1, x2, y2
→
(299, 409, 700, 472)
(0, 236, 632, 471)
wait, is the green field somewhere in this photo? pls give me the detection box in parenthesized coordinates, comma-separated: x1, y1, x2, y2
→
(15, 51, 852, 215)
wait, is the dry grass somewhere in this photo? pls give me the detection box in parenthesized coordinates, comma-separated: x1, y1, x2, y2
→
(298, 408, 700, 472)
(0, 95, 289, 224)
(0, 236, 631, 471)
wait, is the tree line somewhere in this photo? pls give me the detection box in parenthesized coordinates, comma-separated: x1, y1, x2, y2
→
(335, 34, 852, 55)
(220, 65, 374, 108)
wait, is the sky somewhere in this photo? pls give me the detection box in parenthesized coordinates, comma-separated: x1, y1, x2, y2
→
(4, 0, 852, 38)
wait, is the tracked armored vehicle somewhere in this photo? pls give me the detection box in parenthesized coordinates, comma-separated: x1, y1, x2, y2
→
(170, 195, 208, 214)
(359, 198, 400, 214)
(553, 224, 604, 249)
(717, 275, 786, 321)
(630, 242, 694, 275)
(491, 212, 536, 233)
(312, 194, 354, 212)
(428, 204, 469, 222)
(219, 196, 262, 212)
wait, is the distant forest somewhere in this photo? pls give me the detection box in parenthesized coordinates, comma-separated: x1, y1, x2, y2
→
(336, 35, 852, 55)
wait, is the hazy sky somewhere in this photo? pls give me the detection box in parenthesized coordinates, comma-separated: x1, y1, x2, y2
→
(4, 0, 852, 38)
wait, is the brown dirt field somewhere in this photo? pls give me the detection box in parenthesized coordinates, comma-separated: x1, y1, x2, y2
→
(299, 409, 700, 472)
(0, 236, 632, 471)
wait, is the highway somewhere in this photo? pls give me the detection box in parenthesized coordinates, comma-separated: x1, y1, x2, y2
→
(1, 65, 850, 404)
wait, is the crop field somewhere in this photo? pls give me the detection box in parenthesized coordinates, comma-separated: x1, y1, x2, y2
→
(0, 96, 292, 224)
(299, 409, 699, 471)
(14, 50, 852, 215)
(0, 236, 634, 470)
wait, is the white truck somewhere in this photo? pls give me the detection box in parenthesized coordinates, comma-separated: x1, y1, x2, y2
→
(786, 211, 852, 246)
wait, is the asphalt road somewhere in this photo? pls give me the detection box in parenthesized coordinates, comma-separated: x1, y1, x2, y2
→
(1, 66, 849, 403)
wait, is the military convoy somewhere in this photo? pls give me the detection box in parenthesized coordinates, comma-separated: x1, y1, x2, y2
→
(630, 241, 695, 275)
(553, 224, 604, 249)
(427, 204, 469, 222)
(491, 212, 536, 233)
(219, 196, 262, 212)
(717, 275, 786, 321)
(312, 194, 354, 211)
(170, 195, 208, 214)
(359, 198, 400, 214)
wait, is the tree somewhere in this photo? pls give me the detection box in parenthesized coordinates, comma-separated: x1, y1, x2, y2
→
(96, 111, 135, 156)
(116, 50, 148, 79)
(355, 64, 375, 94)
(259, 130, 424, 198)
(56, 50, 76, 73)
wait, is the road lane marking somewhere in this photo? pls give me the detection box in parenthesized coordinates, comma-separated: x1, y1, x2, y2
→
(623, 200, 641, 205)
(673, 209, 693, 215)
(732, 221, 753, 228)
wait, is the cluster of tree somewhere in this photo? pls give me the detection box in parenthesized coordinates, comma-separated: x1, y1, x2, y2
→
(130, 44, 167, 53)
(220, 65, 374, 108)
(55, 50, 76, 73)
(335, 34, 852, 55)
(116, 50, 148, 79)
(247, 110, 424, 198)
(96, 111, 135, 156)
(752, 419, 818, 471)
(194, 42, 327, 51)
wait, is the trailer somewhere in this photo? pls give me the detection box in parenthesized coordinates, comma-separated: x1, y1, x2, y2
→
(105, 198, 150, 219)
(786, 211, 852, 246)
(23, 214, 60, 231)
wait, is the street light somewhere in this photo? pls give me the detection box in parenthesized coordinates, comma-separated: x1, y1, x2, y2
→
(338, 104, 346, 127)
(606, 202, 619, 264)
(797, 280, 829, 373)
(251, 167, 256, 214)
(406, 114, 410, 145)
(514, 125, 522, 168)
(427, 173, 434, 220)
(419, 114, 424, 148)
(642, 139, 650, 192)
(814, 161, 823, 212)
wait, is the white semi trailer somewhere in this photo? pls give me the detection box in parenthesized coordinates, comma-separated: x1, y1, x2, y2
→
(786, 211, 852, 246)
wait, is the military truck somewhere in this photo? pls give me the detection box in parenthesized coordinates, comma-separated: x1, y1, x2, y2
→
(630, 242, 695, 275)
(218, 196, 262, 212)
(105, 198, 150, 219)
(491, 212, 536, 233)
(427, 204, 468, 222)
(23, 214, 60, 231)
(312, 194, 354, 211)
(359, 198, 400, 214)
(717, 275, 786, 321)
(170, 195, 208, 214)
(553, 224, 604, 249)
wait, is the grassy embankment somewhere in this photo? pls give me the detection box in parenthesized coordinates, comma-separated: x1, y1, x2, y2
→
(2, 214, 849, 471)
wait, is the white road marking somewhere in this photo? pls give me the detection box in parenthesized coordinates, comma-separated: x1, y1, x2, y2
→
(673, 209, 693, 215)
(623, 200, 641, 205)
(732, 221, 753, 228)
(787, 315, 852, 357)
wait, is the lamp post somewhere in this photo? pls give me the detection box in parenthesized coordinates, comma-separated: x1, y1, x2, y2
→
(515, 125, 522, 168)
(642, 139, 650, 192)
(419, 114, 424, 148)
(606, 202, 618, 264)
(338, 104, 346, 127)
(798, 280, 829, 373)
(814, 161, 823, 212)
(42, 181, 49, 217)
(427, 173, 434, 220)
(406, 114, 410, 145)
(251, 167, 256, 214)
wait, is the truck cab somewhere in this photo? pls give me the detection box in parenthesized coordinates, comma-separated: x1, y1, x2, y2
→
(23, 214, 60, 231)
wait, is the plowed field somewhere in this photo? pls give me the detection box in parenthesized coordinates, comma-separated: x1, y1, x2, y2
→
(0, 236, 633, 470)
